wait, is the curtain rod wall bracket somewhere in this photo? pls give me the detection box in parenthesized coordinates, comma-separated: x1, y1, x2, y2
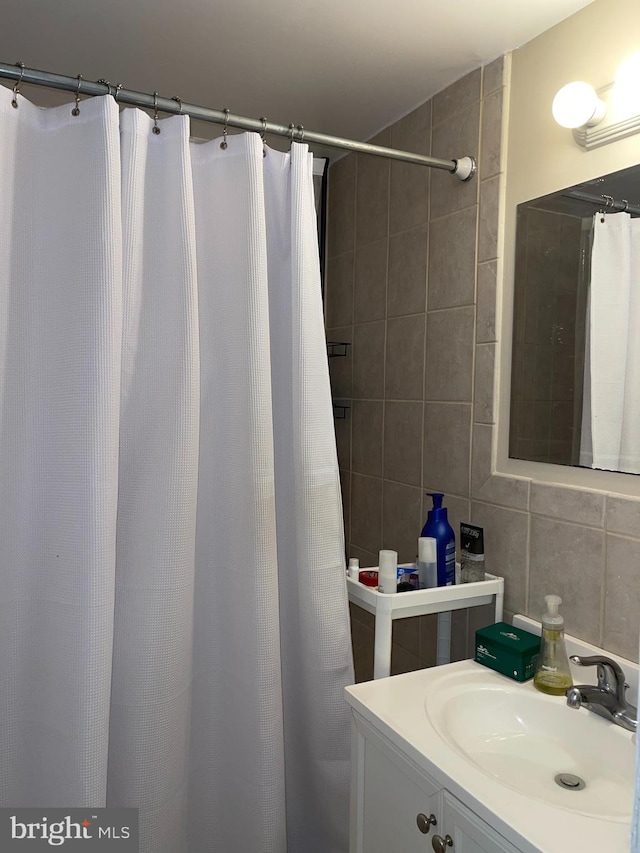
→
(452, 156, 476, 182)
(0, 61, 476, 178)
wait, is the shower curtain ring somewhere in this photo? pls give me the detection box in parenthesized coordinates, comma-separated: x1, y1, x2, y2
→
(288, 123, 296, 145)
(621, 199, 629, 212)
(172, 96, 183, 113)
(11, 61, 25, 109)
(97, 79, 111, 96)
(296, 124, 305, 143)
(152, 92, 161, 135)
(260, 116, 267, 156)
(113, 83, 124, 104)
(220, 108, 230, 149)
(71, 74, 82, 116)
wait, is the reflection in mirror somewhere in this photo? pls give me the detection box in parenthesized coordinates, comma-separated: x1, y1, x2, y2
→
(510, 164, 640, 475)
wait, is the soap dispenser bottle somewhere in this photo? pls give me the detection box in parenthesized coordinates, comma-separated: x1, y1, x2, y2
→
(533, 595, 573, 695)
(420, 493, 455, 586)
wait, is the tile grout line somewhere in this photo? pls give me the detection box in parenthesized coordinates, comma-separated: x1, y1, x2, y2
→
(468, 77, 483, 507)
(599, 495, 609, 648)
(347, 152, 357, 555)
(422, 96, 432, 523)
(378, 131, 392, 555)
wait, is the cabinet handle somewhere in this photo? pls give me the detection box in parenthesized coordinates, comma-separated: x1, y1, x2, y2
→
(431, 834, 453, 852)
(416, 813, 437, 834)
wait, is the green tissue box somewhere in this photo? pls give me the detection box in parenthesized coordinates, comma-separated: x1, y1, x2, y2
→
(475, 622, 541, 682)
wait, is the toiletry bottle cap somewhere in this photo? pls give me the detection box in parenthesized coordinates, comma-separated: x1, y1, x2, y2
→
(418, 537, 437, 563)
(426, 492, 449, 523)
(542, 594, 564, 628)
(348, 558, 359, 569)
(428, 492, 444, 510)
(378, 550, 398, 571)
(378, 549, 398, 594)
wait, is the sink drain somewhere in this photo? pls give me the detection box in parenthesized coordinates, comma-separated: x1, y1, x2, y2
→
(554, 773, 586, 791)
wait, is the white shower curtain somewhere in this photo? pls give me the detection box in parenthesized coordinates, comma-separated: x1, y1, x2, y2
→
(0, 87, 353, 852)
(579, 212, 640, 474)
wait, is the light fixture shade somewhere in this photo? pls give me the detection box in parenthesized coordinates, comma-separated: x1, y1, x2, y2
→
(552, 81, 606, 129)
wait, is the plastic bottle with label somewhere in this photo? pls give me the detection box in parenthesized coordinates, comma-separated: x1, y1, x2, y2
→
(420, 493, 456, 586)
(417, 536, 438, 589)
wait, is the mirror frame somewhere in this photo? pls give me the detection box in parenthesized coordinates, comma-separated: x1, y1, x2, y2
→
(495, 51, 640, 499)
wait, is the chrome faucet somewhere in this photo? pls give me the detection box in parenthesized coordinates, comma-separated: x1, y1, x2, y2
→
(566, 654, 637, 733)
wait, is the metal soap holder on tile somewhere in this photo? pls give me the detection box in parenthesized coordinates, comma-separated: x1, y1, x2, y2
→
(327, 341, 351, 358)
(333, 402, 350, 419)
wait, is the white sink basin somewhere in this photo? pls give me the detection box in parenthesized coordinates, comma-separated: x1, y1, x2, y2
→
(425, 668, 634, 821)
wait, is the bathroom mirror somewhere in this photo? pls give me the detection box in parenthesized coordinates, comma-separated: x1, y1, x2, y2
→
(509, 162, 640, 475)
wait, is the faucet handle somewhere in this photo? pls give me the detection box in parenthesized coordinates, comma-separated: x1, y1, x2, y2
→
(566, 686, 583, 708)
(569, 654, 626, 696)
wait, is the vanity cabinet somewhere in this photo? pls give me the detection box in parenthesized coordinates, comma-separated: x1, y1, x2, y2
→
(347, 654, 635, 852)
(350, 714, 521, 853)
(357, 724, 440, 853)
(441, 793, 521, 853)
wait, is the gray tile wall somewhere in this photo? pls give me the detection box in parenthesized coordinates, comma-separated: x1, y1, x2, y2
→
(325, 58, 640, 681)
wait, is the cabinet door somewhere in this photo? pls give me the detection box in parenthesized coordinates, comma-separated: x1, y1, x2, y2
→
(442, 792, 521, 853)
(361, 736, 441, 853)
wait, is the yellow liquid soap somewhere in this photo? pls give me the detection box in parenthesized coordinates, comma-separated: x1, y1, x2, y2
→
(533, 626, 573, 696)
(533, 671, 573, 695)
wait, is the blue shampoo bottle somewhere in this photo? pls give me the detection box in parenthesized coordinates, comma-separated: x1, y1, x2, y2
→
(420, 493, 456, 586)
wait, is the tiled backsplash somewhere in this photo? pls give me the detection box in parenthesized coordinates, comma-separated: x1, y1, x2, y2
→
(325, 56, 640, 681)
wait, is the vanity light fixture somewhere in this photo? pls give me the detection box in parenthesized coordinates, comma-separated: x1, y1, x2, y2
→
(553, 67, 640, 149)
(552, 81, 606, 129)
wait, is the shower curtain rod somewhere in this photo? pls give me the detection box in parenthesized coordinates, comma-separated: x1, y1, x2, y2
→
(0, 61, 476, 180)
(564, 189, 640, 217)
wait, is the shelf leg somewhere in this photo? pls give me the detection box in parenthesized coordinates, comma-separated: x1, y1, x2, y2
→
(495, 584, 504, 622)
(436, 611, 451, 666)
(373, 610, 392, 679)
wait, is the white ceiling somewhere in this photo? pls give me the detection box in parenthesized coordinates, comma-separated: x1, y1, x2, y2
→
(1, 0, 597, 159)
